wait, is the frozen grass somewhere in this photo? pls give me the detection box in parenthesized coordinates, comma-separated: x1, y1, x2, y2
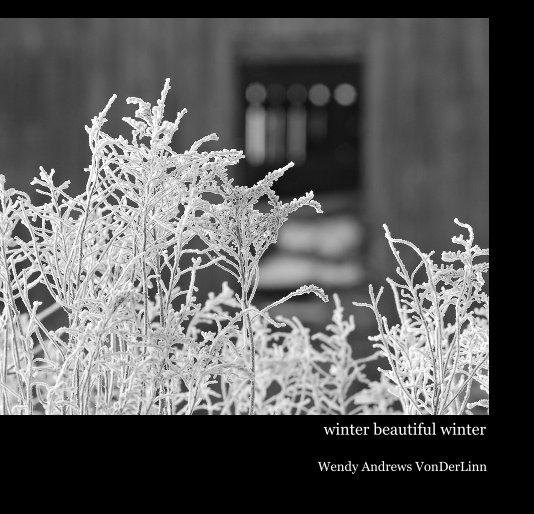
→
(0, 81, 488, 414)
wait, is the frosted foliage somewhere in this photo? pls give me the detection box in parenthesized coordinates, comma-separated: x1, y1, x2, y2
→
(354, 220, 489, 415)
(0, 80, 488, 415)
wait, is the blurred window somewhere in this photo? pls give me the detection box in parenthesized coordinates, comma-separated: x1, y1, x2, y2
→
(241, 62, 362, 197)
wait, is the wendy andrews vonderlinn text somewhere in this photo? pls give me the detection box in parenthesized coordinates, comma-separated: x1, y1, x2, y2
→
(323, 422, 487, 436)
(317, 461, 487, 473)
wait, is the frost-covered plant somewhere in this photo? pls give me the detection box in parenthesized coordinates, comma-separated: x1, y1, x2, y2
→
(198, 294, 387, 415)
(354, 220, 489, 415)
(0, 79, 327, 415)
(0, 79, 488, 415)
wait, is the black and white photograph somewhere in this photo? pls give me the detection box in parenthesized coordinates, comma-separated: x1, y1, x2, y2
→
(0, 18, 489, 419)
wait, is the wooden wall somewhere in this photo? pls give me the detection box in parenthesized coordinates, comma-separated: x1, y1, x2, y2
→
(0, 18, 489, 288)
(365, 18, 489, 276)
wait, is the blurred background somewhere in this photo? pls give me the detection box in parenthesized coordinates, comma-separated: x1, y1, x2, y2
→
(0, 18, 489, 364)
